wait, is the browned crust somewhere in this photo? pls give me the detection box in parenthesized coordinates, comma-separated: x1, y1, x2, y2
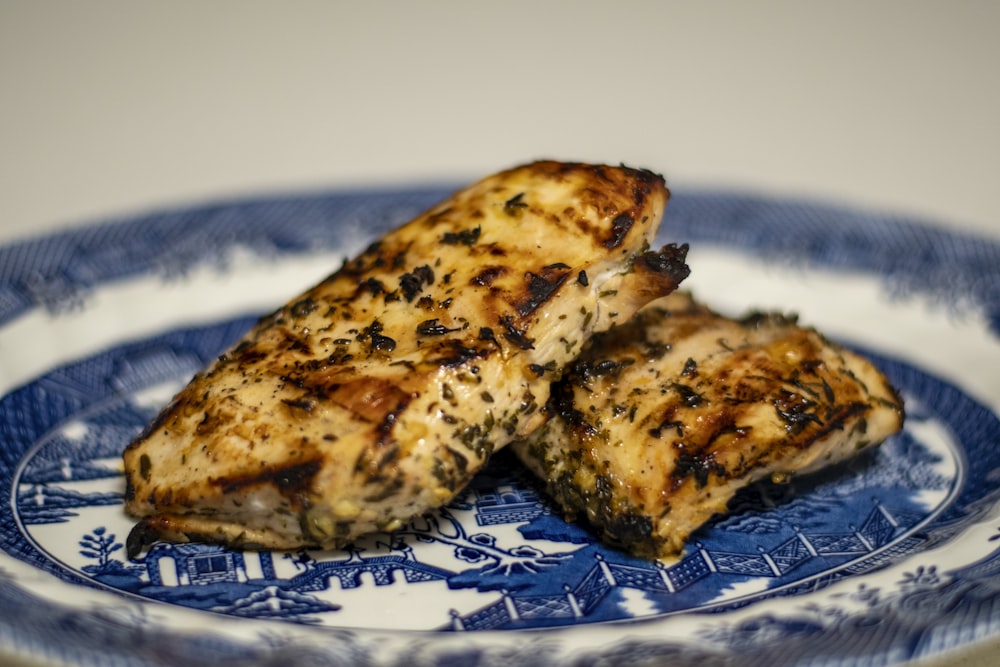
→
(515, 293, 905, 558)
(123, 161, 687, 554)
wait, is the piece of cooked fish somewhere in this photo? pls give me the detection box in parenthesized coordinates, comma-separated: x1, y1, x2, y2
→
(512, 291, 904, 559)
(123, 160, 690, 555)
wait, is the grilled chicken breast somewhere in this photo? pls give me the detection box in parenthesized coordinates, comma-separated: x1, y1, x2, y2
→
(123, 161, 690, 554)
(512, 292, 904, 559)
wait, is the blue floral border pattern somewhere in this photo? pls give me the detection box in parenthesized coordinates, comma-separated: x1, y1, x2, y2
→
(0, 186, 997, 334)
(1, 184, 999, 667)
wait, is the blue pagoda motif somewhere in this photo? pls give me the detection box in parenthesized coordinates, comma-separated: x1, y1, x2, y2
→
(144, 543, 276, 587)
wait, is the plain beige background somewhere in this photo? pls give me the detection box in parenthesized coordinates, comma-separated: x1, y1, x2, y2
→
(1, 1, 998, 243)
(1, 2, 998, 667)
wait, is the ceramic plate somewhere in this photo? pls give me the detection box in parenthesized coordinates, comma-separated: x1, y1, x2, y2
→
(1, 184, 999, 667)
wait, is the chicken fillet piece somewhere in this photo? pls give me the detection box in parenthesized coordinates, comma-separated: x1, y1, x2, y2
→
(123, 161, 690, 554)
(512, 292, 904, 559)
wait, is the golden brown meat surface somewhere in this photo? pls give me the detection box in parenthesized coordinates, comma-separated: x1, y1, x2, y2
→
(123, 160, 690, 554)
(512, 292, 904, 559)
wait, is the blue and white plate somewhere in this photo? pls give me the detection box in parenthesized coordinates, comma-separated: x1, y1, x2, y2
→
(1, 184, 999, 667)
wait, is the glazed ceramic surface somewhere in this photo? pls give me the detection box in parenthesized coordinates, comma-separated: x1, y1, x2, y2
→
(2, 186, 998, 666)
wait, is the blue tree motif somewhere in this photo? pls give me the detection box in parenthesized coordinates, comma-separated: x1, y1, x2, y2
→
(79, 527, 124, 573)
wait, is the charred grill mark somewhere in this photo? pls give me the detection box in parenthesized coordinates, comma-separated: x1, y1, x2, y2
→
(286, 336, 312, 355)
(740, 310, 799, 329)
(427, 205, 453, 223)
(327, 378, 412, 424)
(471, 266, 506, 287)
(670, 444, 727, 489)
(800, 400, 870, 446)
(225, 344, 268, 367)
(774, 390, 822, 434)
(571, 357, 633, 384)
(354, 422, 406, 480)
(547, 380, 598, 437)
(357, 320, 396, 353)
(350, 240, 382, 271)
(499, 315, 535, 350)
(416, 319, 460, 336)
(290, 297, 318, 318)
(649, 420, 684, 440)
(375, 401, 408, 449)
(440, 226, 481, 246)
(370, 332, 396, 352)
(282, 397, 317, 413)
(634, 244, 691, 282)
(427, 339, 490, 367)
(359, 277, 386, 297)
(605, 512, 653, 545)
(390, 248, 409, 271)
(216, 459, 322, 497)
(399, 265, 435, 302)
(604, 213, 635, 249)
(820, 377, 836, 404)
(695, 412, 745, 452)
(194, 407, 223, 436)
(516, 266, 571, 317)
(630, 183, 650, 209)
(672, 383, 704, 408)
(338, 239, 408, 279)
(280, 373, 309, 390)
(728, 378, 768, 404)
(648, 404, 683, 438)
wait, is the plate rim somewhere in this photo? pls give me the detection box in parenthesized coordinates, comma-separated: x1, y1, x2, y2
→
(2, 184, 999, 667)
